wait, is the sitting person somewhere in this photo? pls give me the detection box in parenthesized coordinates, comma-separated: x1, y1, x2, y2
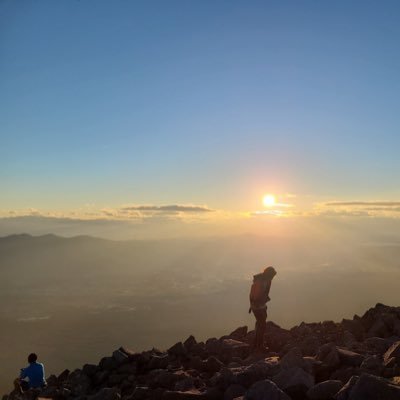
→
(15, 353, 46, 392)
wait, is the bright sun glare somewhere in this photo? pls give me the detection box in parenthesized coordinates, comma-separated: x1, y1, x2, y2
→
(262, 194, 276, 207)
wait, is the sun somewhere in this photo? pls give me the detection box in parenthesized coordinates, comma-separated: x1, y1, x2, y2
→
(263, 194, 276, 207)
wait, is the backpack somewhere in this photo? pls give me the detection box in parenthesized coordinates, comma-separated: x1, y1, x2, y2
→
(249, 280, 266, 305)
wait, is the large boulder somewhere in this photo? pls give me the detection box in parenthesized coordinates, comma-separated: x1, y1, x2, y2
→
(229, 327, 248, 341)
(184, 336, 198, 352)
(280, 348, 308, 371)
(367, 319, 389, 338)
(245, 379, 291, 400)
(205, 356, 224, 374)
(306, 380, 343, 400)
(206, 338, 222, 355)
(341, 319, 365, 341)
(360, 355, 383, 376)
(65, 369, 92, 396)
(220, 339, 250, 361)
(363, 337, 393, 354)
(272, 367, 314, 398)
(168, 342, 187, 358)
(149, 354, 169, 370)
(336, 348, 364, 367)
(223, 384, 246, 400)
(112, 349, 129, 365)
(344, 373, 400, 400)
(317, 344, 340, 369)
(148, 369, 189, 390)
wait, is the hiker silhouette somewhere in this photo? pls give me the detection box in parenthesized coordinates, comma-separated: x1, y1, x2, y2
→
(249, 266, 277, 351)
(15, 353, 46, 392)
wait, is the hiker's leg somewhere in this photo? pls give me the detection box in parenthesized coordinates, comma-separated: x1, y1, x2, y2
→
(253, 309, 266, 349)
(257, 308, 267, 348)
(13, 378, 26, 394)
(252, 309, 260, 349)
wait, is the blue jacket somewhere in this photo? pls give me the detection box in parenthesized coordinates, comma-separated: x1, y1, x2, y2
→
(20, 362, 46, 388)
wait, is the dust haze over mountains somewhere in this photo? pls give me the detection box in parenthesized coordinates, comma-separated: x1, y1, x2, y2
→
(1, 227, 400, 394)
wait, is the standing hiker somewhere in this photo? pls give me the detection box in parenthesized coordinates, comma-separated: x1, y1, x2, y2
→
(249, 266, 277, 351)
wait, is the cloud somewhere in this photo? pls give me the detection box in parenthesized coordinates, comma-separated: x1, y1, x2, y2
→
(120, 204, 214, 213)
(325, 201, 400, 207)
(250, 210, 284, 217)
(0, 203, 219, 239)
(314, 200, 400, 218)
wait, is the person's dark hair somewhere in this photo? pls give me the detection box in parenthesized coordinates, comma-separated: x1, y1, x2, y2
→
(28, 353, 37, 363)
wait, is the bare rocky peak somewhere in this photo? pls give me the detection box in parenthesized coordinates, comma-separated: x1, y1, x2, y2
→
(3, 303, 400, 400)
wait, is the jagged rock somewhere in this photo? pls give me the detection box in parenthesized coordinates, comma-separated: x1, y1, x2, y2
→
(187, 356, 206, 372)
(46, 374, 57, 387)
(113, 349, 129, 364)
(206, 339, 222, 355)
(329, 367, 357, 384)
(93, 370, 109, 385)
(341, 319, 364, 341)
(223, 384, 246, 400)
(100, 356, 119, 371)
(291, 322, 313, 337)
(66, 369, 92, 395)
(234, 363, 272, 388)
(191, 342, 207, 358)
(83, 363, 98, 377)
(307, 380, 343, 400)
(174, 376, 196, 392)
(148, 369, 189, 390)
(169, 342, 187, 358)
(384, 356, 397, 368)
(272, 366, 315, 397)
(89, 388, 121, 400)
(367, 318, 389, 338)
(336, 348, 364, 367)
(205, 356, 224, 373)
(220, 339, 250, 361)
(317, 344, 340, 369)
(298, 335, 321, 356)
(345, 373, 400, 400)
(57, 369, 70, 383)
(280, 347, 308, 371)
(363, 337, 392, 354)
(229, 327, 248, 341)
(342, 331, 357, 348)
(108, 373, 126, 386)
(149, 355, 169, 370)
(117, 362, 137, 375)
(129, 386, 154, 400)
(360, 355, 383, 376)
(184, 336, 198, 352)
(384, 341, 400, 365)
(335, 375, 358, 400)
(244, 379, 291, 400)
(211, 361, 276, 391)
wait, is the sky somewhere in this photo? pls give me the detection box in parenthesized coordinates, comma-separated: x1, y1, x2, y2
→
(1, 0, 400, 238)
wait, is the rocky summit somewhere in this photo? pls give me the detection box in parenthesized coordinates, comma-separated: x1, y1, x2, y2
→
(3, 304, 400, 400)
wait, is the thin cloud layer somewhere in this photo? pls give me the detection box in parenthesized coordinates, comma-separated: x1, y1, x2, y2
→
(315, 200, 400, 218)
(325, 201, 400, 207)
(120, 204, 214, 213)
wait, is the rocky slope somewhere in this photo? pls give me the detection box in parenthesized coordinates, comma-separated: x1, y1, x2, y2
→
(3, 303, 400, 400)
